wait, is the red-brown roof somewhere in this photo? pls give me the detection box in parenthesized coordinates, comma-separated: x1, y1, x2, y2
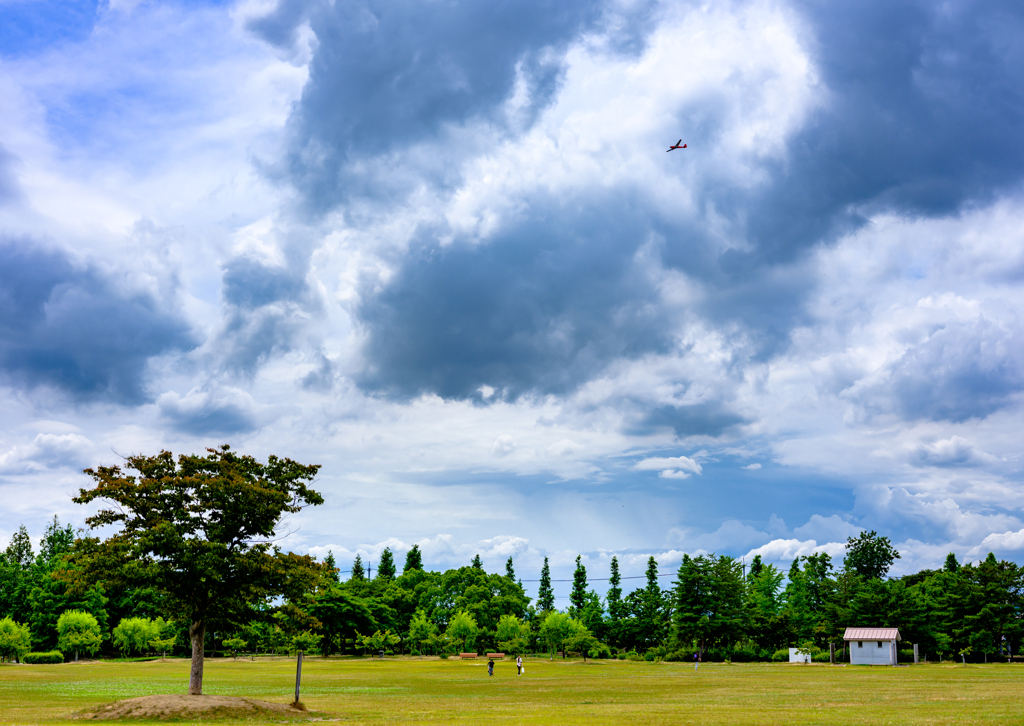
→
(843, 628, 901, 641)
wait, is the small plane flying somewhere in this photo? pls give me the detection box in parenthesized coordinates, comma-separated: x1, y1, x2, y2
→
(666, 140, 687, 151)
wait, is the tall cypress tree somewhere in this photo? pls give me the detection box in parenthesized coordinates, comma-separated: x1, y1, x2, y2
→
(351, 554, 365, 580)
(570, 555, 588, 616)
(4, 525, 33, 568)
(538, 557, 555, 611)
(471, 554, 484, 570)
(505, 556, 516, 581)
(607, 556, 623, 623)
(641, 556, 664, 643)
(404, 544, 423, 573)
(377, 548, 396, 581)
(324, 551, 339, 582)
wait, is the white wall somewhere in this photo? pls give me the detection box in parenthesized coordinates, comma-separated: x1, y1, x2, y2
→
(789, 648, 811, 663)
(849, 639, 896, 665)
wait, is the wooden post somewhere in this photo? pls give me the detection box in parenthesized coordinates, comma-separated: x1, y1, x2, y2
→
(294, 651, 303, 704)
(829, 643, 835, 665)
(913, 643, 919, 665)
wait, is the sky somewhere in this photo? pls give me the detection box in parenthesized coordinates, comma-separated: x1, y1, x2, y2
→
(2, 0, 1024, 605)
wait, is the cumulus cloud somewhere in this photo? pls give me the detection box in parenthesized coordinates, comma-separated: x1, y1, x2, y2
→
(0, 240, 195, 404)
(743, 538, 846, 567)
(2, 0, 1024, 574)
(910, 436, 998, 468)
(793, 514, 862, 544)
(157, 386, 259, 435)
(635, 455, 703, 479)
(965, 530, 1024, 561)
(0, 432, 94, 475)
(491, 434, 516, 457)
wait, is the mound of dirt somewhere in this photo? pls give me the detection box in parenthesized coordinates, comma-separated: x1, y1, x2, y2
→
(74, 694, 326, 721)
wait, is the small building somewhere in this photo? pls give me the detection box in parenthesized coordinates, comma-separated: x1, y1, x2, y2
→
(844, 627, 900, 665)
(788, 648, 811, 663)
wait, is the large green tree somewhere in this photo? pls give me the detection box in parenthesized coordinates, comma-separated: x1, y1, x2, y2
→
(69, 446, 325, 694)
(672, 554, 746, 654)
(844, 530, 900, 580)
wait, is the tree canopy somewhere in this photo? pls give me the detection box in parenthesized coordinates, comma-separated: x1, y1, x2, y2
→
(69, 446, 324, 694)
(844, 530, 901, 580)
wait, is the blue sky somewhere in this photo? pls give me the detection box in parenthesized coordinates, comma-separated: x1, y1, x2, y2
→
(2, 0, 1024, 599)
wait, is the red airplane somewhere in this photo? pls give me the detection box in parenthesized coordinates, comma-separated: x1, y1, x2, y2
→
(666, 139, 687, 151)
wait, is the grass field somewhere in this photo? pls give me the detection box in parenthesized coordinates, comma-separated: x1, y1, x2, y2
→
(2, 656, 1022, 725)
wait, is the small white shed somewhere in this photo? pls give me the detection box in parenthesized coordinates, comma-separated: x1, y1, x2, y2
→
(788, 648, 811, 663)
(844, 627, 900, 665)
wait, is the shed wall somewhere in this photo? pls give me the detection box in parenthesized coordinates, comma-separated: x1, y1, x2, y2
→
(849, 639, 896, 665)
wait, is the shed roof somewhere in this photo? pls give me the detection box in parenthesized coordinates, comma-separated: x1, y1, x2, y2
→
(844, 628, 901, 641)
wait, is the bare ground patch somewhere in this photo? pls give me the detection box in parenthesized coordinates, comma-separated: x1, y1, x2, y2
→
(72, 694, 334, 721)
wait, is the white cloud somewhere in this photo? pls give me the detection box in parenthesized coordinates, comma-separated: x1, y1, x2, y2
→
(742, 538, 847, 566)
(491, 434, 516, 457)
(793, 514, 862, 543)
(635, 456, 703, 477)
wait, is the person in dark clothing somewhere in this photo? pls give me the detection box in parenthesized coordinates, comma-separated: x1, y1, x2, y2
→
(488, 659, 494, 676)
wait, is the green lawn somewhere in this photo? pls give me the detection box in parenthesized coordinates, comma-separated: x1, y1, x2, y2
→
(2, 656, 1022, 725)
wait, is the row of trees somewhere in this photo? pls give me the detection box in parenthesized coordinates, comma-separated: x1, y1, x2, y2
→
(6, 517, 1021, 664)
(2, 447, 1022, 694)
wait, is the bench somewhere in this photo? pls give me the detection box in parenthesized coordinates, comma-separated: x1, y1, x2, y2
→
(486, 653, 505, 660)
(459, 652, 477, 659)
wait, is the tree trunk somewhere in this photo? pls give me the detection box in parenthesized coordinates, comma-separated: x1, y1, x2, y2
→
(189, 621, 206, 695)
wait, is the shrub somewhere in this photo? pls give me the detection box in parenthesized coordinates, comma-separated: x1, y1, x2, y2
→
(729, 646, 759, 663)
(771, 648, 790, 662)
(23, 651, 64, 664)
(0, 617, 31, 662)
(439, 653, 449, 660)
(113, 617, 159, 657)
(588, 642, 613, 659)
(57, 610, 103, 659)
(291, 630, 322, 655)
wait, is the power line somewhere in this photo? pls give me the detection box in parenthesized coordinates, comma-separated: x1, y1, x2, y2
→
(519, 572, 677, 583)
(332, 569, 678, 581)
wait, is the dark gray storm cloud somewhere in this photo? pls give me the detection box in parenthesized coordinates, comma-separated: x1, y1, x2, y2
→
(630, 403, 747, 439)
(883, 318, 1024, 423)
(222, 256, 307, 310)
(217, 255, 319, 373)
(0, 240, 195, 403)
(357, 194, 672, 399)
(266, 0, 1024, 421)
(665, 0, 1024, 268)
(157, 388, 258, 435)
(251, 0, 603, 212)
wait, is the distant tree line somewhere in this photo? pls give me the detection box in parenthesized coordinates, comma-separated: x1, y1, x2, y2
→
(1, 447, 1021, 673)
(3, 519, 1021, 664)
